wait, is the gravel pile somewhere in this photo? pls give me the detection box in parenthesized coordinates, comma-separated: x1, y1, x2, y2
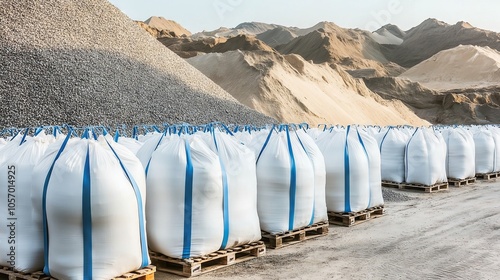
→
(0, 0, 275, 128)
(382, 188, 415, 202)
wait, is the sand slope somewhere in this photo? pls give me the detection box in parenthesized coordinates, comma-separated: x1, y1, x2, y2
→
(370, 28, 404, 45)
(144, 16, 191, 36)
(364, 77, 500, 124)
(187, 50, 427, 126)
(376, 24, 406, 39)
(384, 18, 500, 67)
(400, 45, 500, 90)
(257, 27, 297, 47)
(192, 22, 280, 39)
(275, 23, 398, 76)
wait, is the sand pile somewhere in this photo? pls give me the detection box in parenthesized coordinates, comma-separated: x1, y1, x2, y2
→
(155, 35, 273, 58)
(257, 27, 298, 47)
(377, 24, 406, 39)
(275, 23, 398, 76)
(157, 36, 227, 58)
(211, 35, 274, 53)
(0, 0, 274, 127)
(187, 50, 427, 126)
(193, 22, 280, 39)
(364, 77, 500, 124)
(400, 45, 500, 90)
(384, 19, 500, 67)
(370, 28, 403, 45)
(144, 16, 191, 37)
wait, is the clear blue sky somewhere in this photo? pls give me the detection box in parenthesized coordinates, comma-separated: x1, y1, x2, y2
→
(107, 0, 500, 33)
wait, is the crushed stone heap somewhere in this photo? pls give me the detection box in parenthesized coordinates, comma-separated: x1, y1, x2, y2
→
(0, 0, 274, 127)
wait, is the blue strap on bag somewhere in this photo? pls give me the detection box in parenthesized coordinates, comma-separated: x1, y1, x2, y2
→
(285, 126, 297, 231)
(82, 145, 93, 280)
(344, 126, 352, 213)
(105, 138, 150, 268)
(42, 132, 72, 275)
(211, 130, 230, 249)
(294, 131, 316, 226)
(182, 139, 194, 259)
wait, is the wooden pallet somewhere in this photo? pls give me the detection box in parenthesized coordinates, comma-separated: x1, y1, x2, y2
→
(150, 242, 265, 278)
(382, 181, 449, 193)
(328, 206, 385, 227)
(448, 177, 476, 187)
(476, 172, 499, 181)
(113, 265, 156, 280)
(0, 267, 53, 280)
(381, 181, 404, 188)
(261, 221, 329, 249)
(0, 265, 155, 280)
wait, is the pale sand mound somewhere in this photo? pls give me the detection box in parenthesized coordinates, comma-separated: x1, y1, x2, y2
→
(384, 18, 500, 68)
(211, 35, 274, 53)
(257, 27, 298, 47)
(192, 22, 280, 39)
(144, 16, 191, 36)
(364, 77, 500, 124)
(400, 45, 500, 90)
(187, 50, 428, 126)
(376, 24, 407, 39)
(275, 23, 396, 77)
(370, 28, 403, 45)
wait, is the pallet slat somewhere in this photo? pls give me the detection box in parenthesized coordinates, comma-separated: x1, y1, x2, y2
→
(0, 265, 156, 280)
(382, 181, 449, 193)
(328, 206, 385, 227)
(448, 177, 476, 187)
(261, 221, 329, 249)
(112, 265, 156, 280)
(151, 242, 266, 278)
(476, 172, 499, 181)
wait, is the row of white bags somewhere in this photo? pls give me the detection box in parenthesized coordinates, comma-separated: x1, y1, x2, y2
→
(376, 126, 500, 183)
(238, 125, 384, 218)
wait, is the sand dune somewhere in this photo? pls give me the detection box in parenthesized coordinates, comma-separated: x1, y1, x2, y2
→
(400, 45, 500, 90)
(192, 22, 280, 39)
(144, 16, 191, 36)
(364, 76, 500, 124)
(376, 24, 406, 39)
(370, 28, 403, 45)
(257, 27, 297, 47)
(384, 18, 500, 67)
(187, 50, 427, 126)
(275, 23, 402, 77)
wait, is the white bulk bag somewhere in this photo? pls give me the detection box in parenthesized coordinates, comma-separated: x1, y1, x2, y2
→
(146, 134, 224, 259)
(490, 127, 500, 172)
(405, 128, 447, 186)
(115, 135, 144, 155)
(378, 128, 409, 183)
(305, 127, 323, 140)
(0, 133, 53, 272)
(246, 129, 271, 158)
(33, 135, 150, 280)
(357, 129, 384, 208)
(316, 126, 370, 213)
(473, 129, 495, 174)
(202, 130, 261, 248)
(295, 130, 328, 224)
(441, 128, 475, 179)
(136, 133, 172, 172)
(256, 127, 314, 234)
